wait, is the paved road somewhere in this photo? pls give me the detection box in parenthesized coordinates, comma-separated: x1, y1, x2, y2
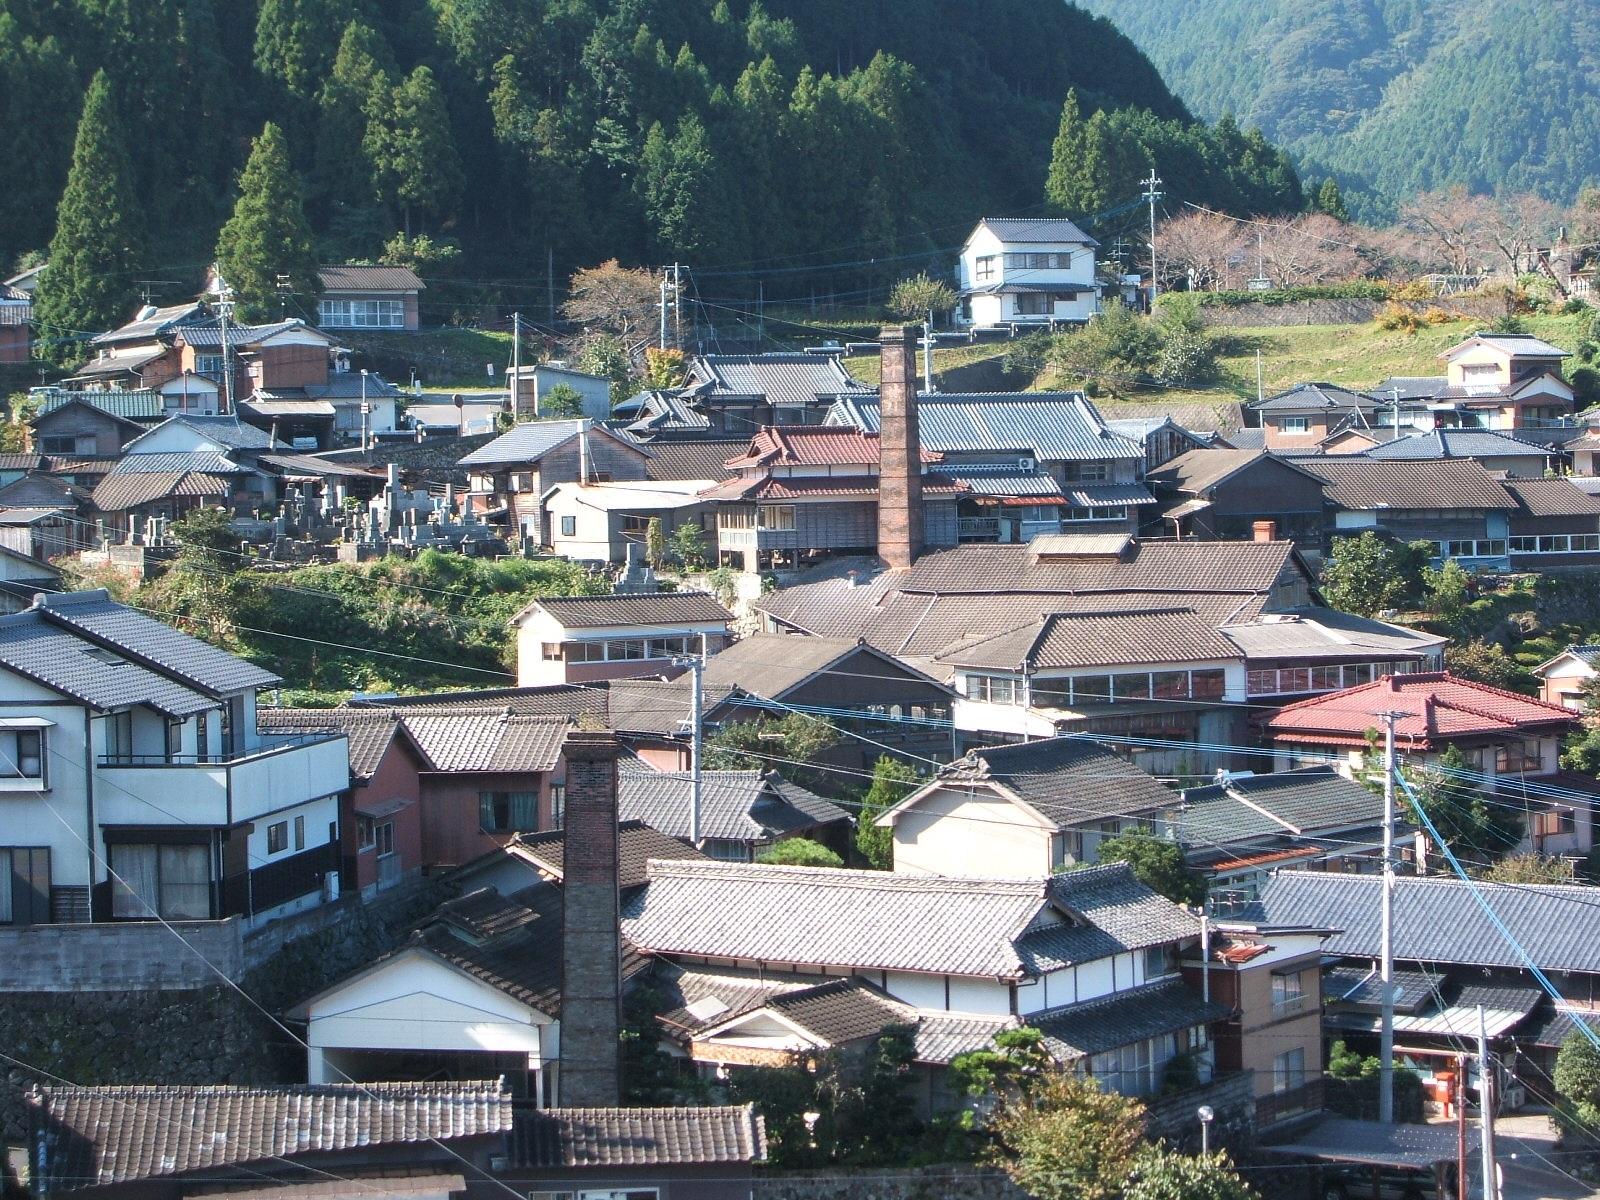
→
(1490, 1114, 1598, 1200)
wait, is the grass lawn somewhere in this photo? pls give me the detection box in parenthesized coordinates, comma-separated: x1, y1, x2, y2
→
(342, 327, 515, 388)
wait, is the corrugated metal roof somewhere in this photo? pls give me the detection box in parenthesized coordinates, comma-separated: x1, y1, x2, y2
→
(511, 1104, 765, 1168)
(91, 302, 208, 345)
(1364, 429, 1553, 461)
(932, 607, 1241, 672)
(515, 591, 732, 630)
(828, 392, 1141, 462)
(36, 390, 165, 419)
(458, 419, 647, 468)
(688, 353, 869, 407)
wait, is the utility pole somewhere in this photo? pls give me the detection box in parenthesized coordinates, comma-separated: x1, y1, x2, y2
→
(1456, 1054, 1469, 1200)
(922, 318, 935, 394)
(510, 311, 522, 419)
(1478, 1005, 1498, 1200)
(1392, 387, 1402, 438)
(671, 650, 705, 846)
(659, 273, 670, 350)
(672, 263, 683, 350)
(757, 280, 765, 346)
(1142, 169, 1164, 305)
(1256, 350, 1264, 404)
(1379, 709, 1403, 1123)
(359, 369, 370, 459)
(214, 272, 235, 416)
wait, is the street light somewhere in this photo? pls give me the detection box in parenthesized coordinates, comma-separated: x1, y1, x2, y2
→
(359, 368, 370, 455)
(1197, 1104, 1215, 1156)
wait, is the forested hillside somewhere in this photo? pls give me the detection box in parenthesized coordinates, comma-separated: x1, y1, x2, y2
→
(0, 0, 1302, 325)
(1077, 0, 1600, 220)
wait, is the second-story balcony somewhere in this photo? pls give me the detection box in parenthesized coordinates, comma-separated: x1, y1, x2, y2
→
(96, 731, 350, 827)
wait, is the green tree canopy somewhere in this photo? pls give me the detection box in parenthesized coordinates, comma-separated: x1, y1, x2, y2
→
(1554, 1029, 1600, 1140)
(756, 837, 844, 867)
(312, 19, 394, 225)
(705, 712, 839, 791)
(366, 65, 462, 236)
(990, 1071, 1147, 1200)
(856, 754, 919, 869)
(1319, 533, 1429, 616)
(888, 272, 958, 322)
(1125, 1147, 1258, 1200)
(538, 383, 586, 419)
(214, 122, 319, 320)
(1314, 178, 1350, 221)
(34, 70, 142, 363)
(1093, 830, 1207, 906)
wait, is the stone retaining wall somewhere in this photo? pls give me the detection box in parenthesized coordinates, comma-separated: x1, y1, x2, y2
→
(1197, 296, 1508, 328)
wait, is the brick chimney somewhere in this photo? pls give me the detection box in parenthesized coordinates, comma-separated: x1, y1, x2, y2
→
(558, 729, 623, 1106)
(877, 325, 923, 569)
(1252, 519, 1278, 543)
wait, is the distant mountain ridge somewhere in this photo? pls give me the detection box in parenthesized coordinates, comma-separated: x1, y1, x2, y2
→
(1075, 0, 1600, 218)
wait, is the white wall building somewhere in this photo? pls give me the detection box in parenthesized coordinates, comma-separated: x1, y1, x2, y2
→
(955, 217, 1102, 328)
(0, 590, 349, 928)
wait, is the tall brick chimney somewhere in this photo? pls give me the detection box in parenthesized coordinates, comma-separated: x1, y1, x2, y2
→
(558, 729, 622, 1106)
(877, 325, 923, 570)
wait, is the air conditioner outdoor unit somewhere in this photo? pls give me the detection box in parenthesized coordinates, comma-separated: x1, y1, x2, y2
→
(1018, 458, 1034, 471)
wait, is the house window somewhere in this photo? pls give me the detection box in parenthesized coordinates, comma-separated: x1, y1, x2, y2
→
(374, 820, 394, 857)
(318, 298, 404, 329)
(479, 790, 538, 833)
(560, 515, 576, 537)
(0, 729, 44, 779)
(0, 847, 50, 925)
(620, 514, 651, 538)
(975, 255, 997, 282)
(1073, 675, 1113, 703)
(758, 505, 796, 530)
(543, 642, 563, 661)
(108, 842, 210, 920)
(1051, 831, 1083, 869)
(267, 821, 289, 854)
(1274, 1047, 1307, 1094)
(293, 815, 305, 851)
(1063, 461, 1109, 483)
(1153, 671, 1190, 699)
(968, 674, 1020, 704)
(357, 816, 376, 850)
(1190, 669, 1226, 700)
(1014, 293, 1051, 316)
(194, 354, 225, 377)
(1534, 806, 1577, 836)
(1495, 742, 1541, 772)
(1064, 505, 1126, 522)
(703, 839, 749, 861)
(718, 508, 755, 530)
(40, 436, 81, 455)
(551, 784, 565, 829)
(1279, 417, 1310, 433)
(104, 711, 133, 760)
(1143, 943, 1177, 980)
(166, 719, 183, 761)
(1272, 970, 1305, 1015)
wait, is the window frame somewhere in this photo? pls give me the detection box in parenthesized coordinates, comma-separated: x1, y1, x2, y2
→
(559, 515, 577, 538)
(266, 821, 289, 855)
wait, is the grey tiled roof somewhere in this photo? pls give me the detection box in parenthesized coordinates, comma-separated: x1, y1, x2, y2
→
(932, 607, 1242, 672)
(90, 470, 233, 511)
(517, 590, 733, 630)
(700, 632, 950, 701)
(1033, 979, 1231, 1059)
(687, 353, 868, 407)
(641, 438, 744, 480)
(1449, 333, 1569, 358)
(913, 1013, 1019, 1064)
(1254, 871, 1600, 972)
(174, 318, 321, 348)
(624, 858, 1192, 980)
(36, 589, 280, 695)
(36, 390, 165, 420)
(29, 1081, 512, 1190)
(459, 419, 643, 467)
(381, 708, 571, 772)
(618, 765, 848, 843)
(108, 450, 247, 475)
(930, 737, 1178, 828)
(828, 392, 1140, 462)
(161, 414, 277, 450)
(509, 819, 709, 889)
(1175, 767, 1385, 848)
(1363, 429, 1553, 462)
(1250, 382, 1378, 413)
(318, 264, 424, 292)
(976, 216, 1099, 247)
(1263, 1115, 1477, 1169)
(259, 708, 420, 778)
(1151, 447, 1322, 495)
(91, 302, 207, 345)
(1375, 376, 1449, 400)
(1299, 457, 1517, 511)
(765, 977, 916, 1044)
(510, 1104, 766, 1168)
(1502, 477, 1600, 517)
(0, 609, 214, 716)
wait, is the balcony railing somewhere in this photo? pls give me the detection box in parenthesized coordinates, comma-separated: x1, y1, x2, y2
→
(97, 731, 341, 768)
(958, 517, 1000, 541)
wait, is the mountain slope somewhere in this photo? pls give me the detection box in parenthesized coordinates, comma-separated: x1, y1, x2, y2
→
(1076, 0, 1600, 218)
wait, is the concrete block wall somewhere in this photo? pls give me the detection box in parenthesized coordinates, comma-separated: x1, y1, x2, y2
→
(0, 918, 245, 992)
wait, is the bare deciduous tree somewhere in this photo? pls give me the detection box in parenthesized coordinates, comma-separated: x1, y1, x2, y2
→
(1157, 210, 1247, 291)
(562, 259, 658, 345)
(1397, 185, 1495, 275)
(1257, 213, 1365, 287)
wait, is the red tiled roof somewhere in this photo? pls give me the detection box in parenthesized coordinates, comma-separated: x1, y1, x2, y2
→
(1262, 671, 1578, 749)
(725, 426, 943, 468)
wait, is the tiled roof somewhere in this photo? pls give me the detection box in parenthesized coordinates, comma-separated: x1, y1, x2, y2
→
(618, 764, 848, 843)
(259, 452, 381, 480)
(1262, 670, 1577, 749)
(35, 389, 165, 420)
(606, 676, 741, 736)
(1032, 979, 1231, 1059)
(699, 473, 966, 501)
(913, 1013, 1020, 1064)
(1503, 477, 1600, 517)
(146, 414, 278, 450)
(687, 353, 868, 407)
(515, 591, 732, 630)
(91, 302, 207, 345)
(174, 318, 323, 348)
(1254, 870, 1600, 972)
(30, 1081, 511, 1190)
(623, 858, 1190, 979)
(924, 737, 1177, 828)
(1151, 448, 1321, 495)
(458, 419, 644, 468)
(642, 439, 744, 481)
(0, 609, 214, 716)
(759, 977, 916, 1045)
(1250, 382, 1378, 413)
(897, 538, 1298, 596)
(931, 607, 1242, 671)
(1363, 429, 1553, 462)
(509, 819, 709, 890)
(1220, 608, 1445, 661)
(35, 589, 280, 696)
(655, 964, 816, 1038)
(941, 468, 1064, 498)
(975, 216, 1099, 247)
(258, 708, 421, 778)
(317, 264, 424, 292)
(510, 1104, 766, 1168)
(375, 707, 571, 772)
(109, 450, 246, 475)
(827, 392, 1140, 462)
(1175, 767, 1384, 847)
(0, 454, 43, 471)
(90, 470, 232, 511)
(620, 391, 713, 436)
(1442, 332, 1569, 359)
(1375, 376, 1449, 400)
(1062, 482, 1158, 507)
(699, 632, 950, 700)
(1299, 457, 1517, 511)
(726, 426, 941, 468)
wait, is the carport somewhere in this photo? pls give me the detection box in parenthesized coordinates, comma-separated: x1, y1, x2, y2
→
(1262, 1116, 1479, 1200)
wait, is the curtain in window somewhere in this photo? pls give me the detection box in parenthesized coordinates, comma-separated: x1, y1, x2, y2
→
(110, 844, 160, 918)
(510, 791, 538, 831)
(0, 849, 11, 923)
(160, 845, 210, 919)
(479, 791, 498, 831)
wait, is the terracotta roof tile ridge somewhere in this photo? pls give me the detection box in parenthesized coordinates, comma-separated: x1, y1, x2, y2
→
(1265, 674, 1390, 716)
(1429, 673, 1577, 716)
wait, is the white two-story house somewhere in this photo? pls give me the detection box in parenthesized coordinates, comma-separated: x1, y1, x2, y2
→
(0, 590, 349, 927)
(955, 217, 1101, 328)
